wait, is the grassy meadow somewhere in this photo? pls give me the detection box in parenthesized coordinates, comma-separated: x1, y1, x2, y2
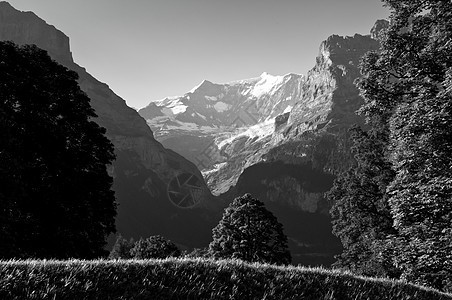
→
(0, 258, 451, 299)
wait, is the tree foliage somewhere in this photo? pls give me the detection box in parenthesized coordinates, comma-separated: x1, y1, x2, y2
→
(353, 0, 452, 291)
(209, 193, 291, 265)
(0, 42, 116, 259)
(330, 1, 452, 291)
(129, 235, 181, 259)
(328, 125, 399, 277)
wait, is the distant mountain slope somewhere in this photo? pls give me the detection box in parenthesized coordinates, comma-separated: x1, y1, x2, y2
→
(217, 29, 383, 203)
(139, 72, 304, 177)
(140, 72, 303, 135)
(0, 1, 218, 249)
(138, 20, 388, 265)
(140, 26, 383, 196)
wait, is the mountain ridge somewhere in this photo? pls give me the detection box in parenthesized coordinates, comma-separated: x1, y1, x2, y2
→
(139, 71, 304, 173)
(137, 20, 388, 265)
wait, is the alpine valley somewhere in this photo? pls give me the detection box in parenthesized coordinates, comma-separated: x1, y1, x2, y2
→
(139, 20, 388, 265)
(0, 1, 389, 265)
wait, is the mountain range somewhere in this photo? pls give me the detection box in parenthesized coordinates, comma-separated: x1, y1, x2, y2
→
(139, 26, 384, 196)
(138, 19, 387, 264)
(0, 1, 389, 265)
(139, 72, 304, 178)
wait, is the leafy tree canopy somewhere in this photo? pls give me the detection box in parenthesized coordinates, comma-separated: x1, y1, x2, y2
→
(353, 0, 452, 291)
(209, 193, 291, 265)
(0, 42, 116, 259)
(328, 125, 399, 278)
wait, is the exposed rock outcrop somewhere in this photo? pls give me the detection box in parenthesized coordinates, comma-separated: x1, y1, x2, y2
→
(286, 33, 380, 135)
(0, 1, 217, 249)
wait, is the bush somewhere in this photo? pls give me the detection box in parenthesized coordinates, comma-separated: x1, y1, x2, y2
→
(130, 235, 180, 259)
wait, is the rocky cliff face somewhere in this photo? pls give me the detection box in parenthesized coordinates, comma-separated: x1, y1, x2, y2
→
(0, 1, 217, 249)
(0, 2, 71, 63)
(283, 33, 380, 136)
(204, 28, 382, 195)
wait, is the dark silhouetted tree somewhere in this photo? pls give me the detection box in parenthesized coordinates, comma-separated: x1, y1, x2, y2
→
(0, 42, 116, 259)
(130, 235, 181, 259)
(209, 193, 291, 265)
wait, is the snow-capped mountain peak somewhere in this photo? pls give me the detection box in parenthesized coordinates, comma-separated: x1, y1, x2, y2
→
(139, 72, 304, 139)
(189, 79, 219, 94)
(249, 72, 285, 98)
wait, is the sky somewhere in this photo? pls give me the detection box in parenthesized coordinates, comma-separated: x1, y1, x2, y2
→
(6, 0, 390, 109)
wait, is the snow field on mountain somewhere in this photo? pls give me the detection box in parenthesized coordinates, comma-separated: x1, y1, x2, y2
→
(216, 118, 275, 149)
(249, 72, 285, 98)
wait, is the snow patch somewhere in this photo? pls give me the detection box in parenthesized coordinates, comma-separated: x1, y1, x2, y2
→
(196, 112, 207, 120)
(283, 105, 293, 114)
(249, 72, 284, 98)
(160, 120, 218, 134)
(205, 96, 217, 101)
(202, 162, 227, 176)
(155, 97, 188, 115)
(189, 80, 207, 93)
(217, 118, 275, 149)
(214, 101, 231, 113)
(162, 105, 187, 115)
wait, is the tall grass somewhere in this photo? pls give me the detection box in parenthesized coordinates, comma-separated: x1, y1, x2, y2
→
(0, 258, 450, 299)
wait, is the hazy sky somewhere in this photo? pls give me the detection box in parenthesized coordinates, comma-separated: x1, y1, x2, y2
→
(6, 0, 390, 109)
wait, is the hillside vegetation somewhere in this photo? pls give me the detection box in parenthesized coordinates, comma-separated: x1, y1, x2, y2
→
(0, 258, 450, 300)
